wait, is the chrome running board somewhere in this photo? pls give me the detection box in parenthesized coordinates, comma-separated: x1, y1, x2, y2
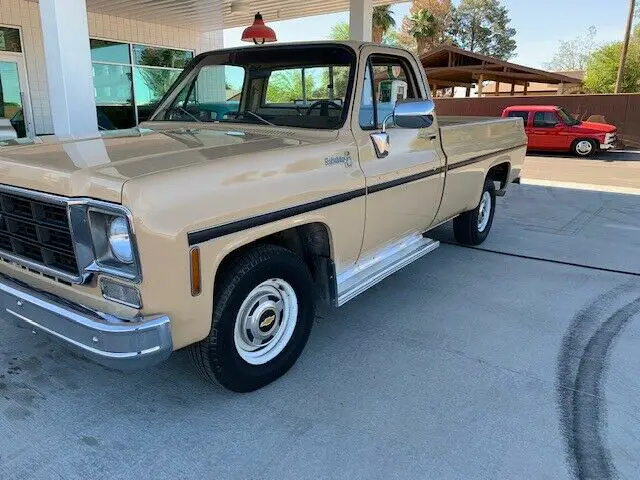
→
(336, 234, 440, 306)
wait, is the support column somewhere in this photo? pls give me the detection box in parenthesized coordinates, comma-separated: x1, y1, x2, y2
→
(494, 81, 500, 96)
(39, 0, 98, 138)
(349, 0, 373, 42)
(510, 83, 515, 95)
(477, 75, 485, 97)
(523, 82, 528, 96)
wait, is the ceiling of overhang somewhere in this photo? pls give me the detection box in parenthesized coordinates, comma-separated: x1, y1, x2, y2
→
(82, 0, 405, 31)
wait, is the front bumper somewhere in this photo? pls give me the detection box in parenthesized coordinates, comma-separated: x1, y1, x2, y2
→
(600, 142, 616, 150)
(0, 273, 172, 370)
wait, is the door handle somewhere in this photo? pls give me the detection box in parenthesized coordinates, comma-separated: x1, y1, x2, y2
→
(427, 134, 438, 141)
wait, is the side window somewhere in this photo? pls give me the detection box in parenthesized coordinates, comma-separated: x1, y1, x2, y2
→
(358, 55, 421, 130)
(507, 110, 529, 125)
(533, 111, 559, 128)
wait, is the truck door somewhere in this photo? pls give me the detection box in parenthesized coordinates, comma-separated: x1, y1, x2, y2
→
(530, 110, 566, 150)
(352, 47, 445, 259)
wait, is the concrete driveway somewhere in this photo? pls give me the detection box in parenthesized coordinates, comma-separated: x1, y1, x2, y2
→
(2, 184, 640, 480)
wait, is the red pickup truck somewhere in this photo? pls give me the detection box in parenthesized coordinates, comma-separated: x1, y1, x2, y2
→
(502, 105, 617, 157)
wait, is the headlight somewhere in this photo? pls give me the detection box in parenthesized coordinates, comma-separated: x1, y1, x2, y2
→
(108, 217, 134, 263)
(86, 208, 140, 282)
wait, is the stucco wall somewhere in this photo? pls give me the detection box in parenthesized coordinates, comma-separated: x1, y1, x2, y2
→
(0, 0, 222, 135)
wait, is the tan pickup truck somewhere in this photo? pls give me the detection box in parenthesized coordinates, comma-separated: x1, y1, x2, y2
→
(0, 42, 526, 391)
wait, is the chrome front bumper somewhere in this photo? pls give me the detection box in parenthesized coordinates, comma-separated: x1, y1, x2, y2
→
(0, 273, 172, 370)
(600, 142, 616, 150)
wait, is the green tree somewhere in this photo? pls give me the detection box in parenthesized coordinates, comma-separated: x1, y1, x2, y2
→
(330, 22, 350, 41)
(544, 26, 598, 71)
(407, 9, 439, 55)
(584, 27, 640, 93)
(399, 0, 453, 54)
(448, 0, 516, 60)
(372, 5, 396, 43)
(266, 70, 315, 103)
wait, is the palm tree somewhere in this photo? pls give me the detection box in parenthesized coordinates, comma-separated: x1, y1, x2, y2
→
(408, 9, 438, 55)
(372, 5, 396, 43)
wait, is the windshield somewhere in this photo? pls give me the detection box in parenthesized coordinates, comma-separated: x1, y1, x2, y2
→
(557, 107, 580, 126)
(151, 45, 356, 130)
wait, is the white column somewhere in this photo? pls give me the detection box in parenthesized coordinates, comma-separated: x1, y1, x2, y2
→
(349, 0, 373, 42)
(39, 0, 98, 138)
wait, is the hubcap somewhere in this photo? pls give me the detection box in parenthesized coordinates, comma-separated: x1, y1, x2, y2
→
(576, 140, 593, 155)
(233, 278, 298, 365)
(477, 191, 492, 232)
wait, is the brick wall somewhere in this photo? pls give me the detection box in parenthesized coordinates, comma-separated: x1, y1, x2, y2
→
(435, 94, 640, 148)
(1, 0, 222, 135)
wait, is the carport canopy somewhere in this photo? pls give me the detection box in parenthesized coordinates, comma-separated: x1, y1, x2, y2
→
(420, 45, 581, 96)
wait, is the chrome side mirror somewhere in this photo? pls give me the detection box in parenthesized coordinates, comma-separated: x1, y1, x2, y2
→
(370, 99, 436, 158)
(392, 99, 436, 129)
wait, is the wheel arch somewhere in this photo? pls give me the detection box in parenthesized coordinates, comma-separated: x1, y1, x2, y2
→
(487, 161, 511, 192)
(212, 222, 336, 306)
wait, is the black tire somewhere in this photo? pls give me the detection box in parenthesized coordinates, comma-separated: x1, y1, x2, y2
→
(188, 244, 315, 392)
(453, 177, 496, 246)
(571, 138, 597, 157)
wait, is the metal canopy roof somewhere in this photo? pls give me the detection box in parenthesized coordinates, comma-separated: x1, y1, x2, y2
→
(420, 45, 581, 89)
(82, 0, 405, 31)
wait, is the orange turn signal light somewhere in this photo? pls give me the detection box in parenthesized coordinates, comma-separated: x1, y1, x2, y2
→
(190, 247, 201, 296)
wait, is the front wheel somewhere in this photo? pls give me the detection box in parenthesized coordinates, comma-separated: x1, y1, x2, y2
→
(453, 177, 496, 246)
(188, 244, 315, 392)
(572, 139, 597, 157)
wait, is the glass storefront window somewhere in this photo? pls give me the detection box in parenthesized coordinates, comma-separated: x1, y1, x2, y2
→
(134, 67, 181, 122)
(89, 39, 192, 128)
(92, 63, 135, 129)
(132, 45, 193, 69)
(90, 39, 130, 64)
(0, 27, 22, 53)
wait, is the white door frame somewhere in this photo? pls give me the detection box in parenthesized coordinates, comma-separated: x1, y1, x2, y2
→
(0, 51, 35, 137)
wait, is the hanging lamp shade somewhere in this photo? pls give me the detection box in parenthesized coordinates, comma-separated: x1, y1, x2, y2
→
(241, 12, 277, 44)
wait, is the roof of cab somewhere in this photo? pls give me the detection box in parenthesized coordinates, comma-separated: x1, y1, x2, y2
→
(503, 105, 559, 111)
(196, 40, 407, 57)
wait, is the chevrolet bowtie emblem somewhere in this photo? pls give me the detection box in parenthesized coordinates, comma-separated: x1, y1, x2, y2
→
(260, 315, 276, 329)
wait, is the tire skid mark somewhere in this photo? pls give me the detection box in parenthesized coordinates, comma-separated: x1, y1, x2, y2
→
(557, 281, 640, 479)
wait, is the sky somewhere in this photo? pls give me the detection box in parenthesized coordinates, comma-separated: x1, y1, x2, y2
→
(223, 0, 633, 69)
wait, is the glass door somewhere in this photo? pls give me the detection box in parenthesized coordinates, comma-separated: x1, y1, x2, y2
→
(0, 54, 32, 138)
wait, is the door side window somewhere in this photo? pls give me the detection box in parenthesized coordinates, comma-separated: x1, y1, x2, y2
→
(358, 55, 421, 130)
(533, 111, 559, 128)
(507, 110, 529, 125)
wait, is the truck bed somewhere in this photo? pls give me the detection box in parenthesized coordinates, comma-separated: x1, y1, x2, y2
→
(438, 116, 528, 166)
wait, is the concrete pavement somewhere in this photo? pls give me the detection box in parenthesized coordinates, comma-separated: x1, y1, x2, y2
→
(522, 151, 640, 194)
(2, 184, 640, 480)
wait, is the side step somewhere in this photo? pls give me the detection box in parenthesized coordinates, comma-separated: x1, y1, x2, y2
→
(336, 234, 440, 306)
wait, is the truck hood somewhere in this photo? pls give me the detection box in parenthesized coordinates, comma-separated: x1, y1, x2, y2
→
(0, 126, 322, 203)
(576, 121, 617, 133)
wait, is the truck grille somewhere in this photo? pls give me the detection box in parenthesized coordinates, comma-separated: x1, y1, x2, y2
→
(0, 192, 78, 276)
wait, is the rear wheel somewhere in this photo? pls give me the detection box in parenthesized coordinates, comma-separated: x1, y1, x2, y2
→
(453, 177, 496, 246)
(572, 139, 597, 157)
(188, 244, 315, 392)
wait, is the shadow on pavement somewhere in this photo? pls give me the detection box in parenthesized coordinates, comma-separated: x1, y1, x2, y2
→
(527, 150, 640, 162)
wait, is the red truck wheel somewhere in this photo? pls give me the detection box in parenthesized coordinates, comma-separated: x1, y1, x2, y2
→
(572, 139, 597, 157)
